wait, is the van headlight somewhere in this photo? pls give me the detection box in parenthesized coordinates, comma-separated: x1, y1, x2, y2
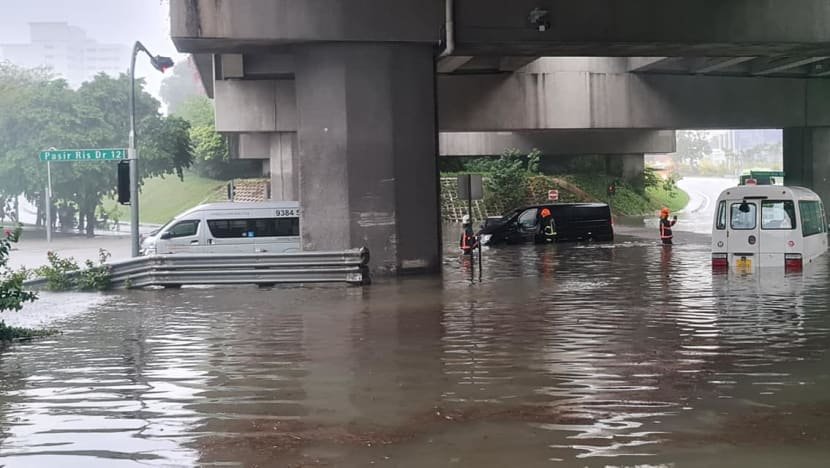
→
(480, 234, 492, 245)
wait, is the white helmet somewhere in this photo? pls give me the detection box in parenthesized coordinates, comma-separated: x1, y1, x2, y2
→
(462, 215, 471, 224)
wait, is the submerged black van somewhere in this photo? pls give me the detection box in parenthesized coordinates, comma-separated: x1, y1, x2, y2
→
(479, 203, 613, 246)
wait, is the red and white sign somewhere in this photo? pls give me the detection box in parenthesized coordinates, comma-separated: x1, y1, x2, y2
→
(548, 189, 559, 201)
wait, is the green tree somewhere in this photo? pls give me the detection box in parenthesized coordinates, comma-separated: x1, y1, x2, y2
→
(674, 131, 712, 171)
(174, 95, 260, 179)
(159, 57, 205, 115)
(484, 148, 541, 212)
(0, 65, 194, 236)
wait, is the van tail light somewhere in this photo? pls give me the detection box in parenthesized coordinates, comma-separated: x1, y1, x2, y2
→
(712, 253, 728, 271)
(785, 253, 803, 272)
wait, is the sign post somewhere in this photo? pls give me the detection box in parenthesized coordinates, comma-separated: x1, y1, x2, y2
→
(39, 148, 128, 243)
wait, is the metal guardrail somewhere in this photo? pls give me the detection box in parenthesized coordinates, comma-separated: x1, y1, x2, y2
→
(24, 248, 370, 289)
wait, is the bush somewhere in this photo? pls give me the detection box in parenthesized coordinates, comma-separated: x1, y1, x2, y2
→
(1, 228, 41, 342)
(35, 249, 112, 291)
(484, 149, 541, 214)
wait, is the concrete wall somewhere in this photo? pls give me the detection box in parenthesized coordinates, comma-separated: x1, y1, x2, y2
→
(454, 0, 830, 56)
(439, 71, 830, 131)
(784, 127, 830, 206)
(214, 80, 297, 133)
(440, 129, 675, 156)
(171, 0, 442, 52)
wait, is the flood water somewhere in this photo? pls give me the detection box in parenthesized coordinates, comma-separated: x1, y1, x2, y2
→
(1, 217, 830, 466)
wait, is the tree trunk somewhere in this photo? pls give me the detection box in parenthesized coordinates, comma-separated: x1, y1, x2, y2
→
(13, 196, 19, 223)
(86, 209, 95, 237)
(36, 194, 43, 227)
(78, 210, 85, 233)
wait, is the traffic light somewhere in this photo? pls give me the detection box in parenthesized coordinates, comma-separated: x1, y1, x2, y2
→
(117, 161, 130, 205)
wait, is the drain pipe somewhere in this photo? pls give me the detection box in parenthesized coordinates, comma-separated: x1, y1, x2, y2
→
(439, 0, 454, 58)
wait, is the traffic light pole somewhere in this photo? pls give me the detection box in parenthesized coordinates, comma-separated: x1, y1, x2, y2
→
(129, 42, 140, 257)
(127, 42, 174, 257)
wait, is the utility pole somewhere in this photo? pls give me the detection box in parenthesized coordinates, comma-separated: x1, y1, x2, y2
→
(128, 41, 173, 257)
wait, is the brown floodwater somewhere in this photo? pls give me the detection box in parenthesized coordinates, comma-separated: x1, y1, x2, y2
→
(1, 226, 829, 467)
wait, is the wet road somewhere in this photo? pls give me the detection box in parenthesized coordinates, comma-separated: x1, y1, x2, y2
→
(1, 227, 830, 467)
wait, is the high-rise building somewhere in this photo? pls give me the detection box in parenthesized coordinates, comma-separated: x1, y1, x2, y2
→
(0, 22, 128, 87)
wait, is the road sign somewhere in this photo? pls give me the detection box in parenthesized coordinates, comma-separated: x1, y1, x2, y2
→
(39, 148, 127, 162)
(457, 174, 483, 201)
(548, 189, 559, 201)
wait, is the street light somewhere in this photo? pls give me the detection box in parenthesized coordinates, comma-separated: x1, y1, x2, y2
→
(128, 41, 173, 257)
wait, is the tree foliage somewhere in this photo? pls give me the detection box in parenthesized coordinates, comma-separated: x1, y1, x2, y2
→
(159, 57, 205, 116)
(173, 95, 260, 180)
(0, 63, 194, 235)
(674, 131, 712, 167)
(484, 149, 542, 212)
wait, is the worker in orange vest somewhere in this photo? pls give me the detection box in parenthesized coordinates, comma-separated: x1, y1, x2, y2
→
(659, 207, 678, 245)
(539, 207, 557, 242)
(460, 214, 479, 255)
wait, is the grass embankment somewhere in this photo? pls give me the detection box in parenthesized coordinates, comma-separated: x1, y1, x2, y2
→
(103, 172, 227, 224)
(565, 174, 689, 216)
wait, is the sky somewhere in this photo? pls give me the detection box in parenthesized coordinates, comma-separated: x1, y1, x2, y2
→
(0, 0, 185, 99)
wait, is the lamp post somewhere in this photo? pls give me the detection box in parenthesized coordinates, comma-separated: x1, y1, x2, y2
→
(128, 41, 173, 257)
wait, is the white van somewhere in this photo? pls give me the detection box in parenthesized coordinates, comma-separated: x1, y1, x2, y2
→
(140, 202, 301, 255)
(711, 185, 828, 272)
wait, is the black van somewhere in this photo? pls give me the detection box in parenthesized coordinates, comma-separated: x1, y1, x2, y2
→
(479, 203, 613, 246)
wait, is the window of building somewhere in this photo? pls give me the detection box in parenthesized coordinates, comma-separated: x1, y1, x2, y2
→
(761, 200, 796, 230)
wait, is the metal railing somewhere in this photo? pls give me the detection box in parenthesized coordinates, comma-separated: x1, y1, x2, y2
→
(24, 249, 370, 289)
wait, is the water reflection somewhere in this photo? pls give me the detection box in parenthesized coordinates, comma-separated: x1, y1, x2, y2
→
(1, 231, 829, 467)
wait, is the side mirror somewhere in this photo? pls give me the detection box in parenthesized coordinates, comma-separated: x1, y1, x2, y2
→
(160, 232, 172, 240)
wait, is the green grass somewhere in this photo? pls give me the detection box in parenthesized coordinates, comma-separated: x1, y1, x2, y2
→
(103, 172, 227, 224)
(565, 174, 689, 216)
(647, 184, 690, 213)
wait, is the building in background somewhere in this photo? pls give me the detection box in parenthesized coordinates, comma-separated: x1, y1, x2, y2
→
(0, 22, 127, 87)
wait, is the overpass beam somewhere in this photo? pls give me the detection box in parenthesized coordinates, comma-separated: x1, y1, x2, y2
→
(294, 43, 440, 274)
(784, 127, 830, 205)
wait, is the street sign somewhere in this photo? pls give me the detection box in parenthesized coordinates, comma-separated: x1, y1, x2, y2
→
(548, 189, 559, 201)
(39, 148, 128, 162)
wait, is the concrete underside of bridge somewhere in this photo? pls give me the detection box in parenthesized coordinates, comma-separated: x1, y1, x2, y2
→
(170, 0, 830, 274)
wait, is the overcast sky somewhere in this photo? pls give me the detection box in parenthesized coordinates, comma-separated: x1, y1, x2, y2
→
(0, 0, 184, 98)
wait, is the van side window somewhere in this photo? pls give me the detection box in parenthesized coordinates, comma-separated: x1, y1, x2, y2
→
(761, 201, 796, 230)
(799, 200, 827, 237)
(251, 218, 300, 237)
(208, 218, 300, 238)
(730, 203, 756, 230)
(716, 201, 727, 230)
(168, 220, 199, 238)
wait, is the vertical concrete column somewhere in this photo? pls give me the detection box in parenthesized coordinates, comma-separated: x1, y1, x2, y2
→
(269, 133, 299, 201)
(606, 154, 645, 189)
(294, 44, 440, 274)
(784, 127, 830, 204)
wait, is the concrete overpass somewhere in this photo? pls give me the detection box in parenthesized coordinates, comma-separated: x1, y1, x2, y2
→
(169, 0, 830, 274)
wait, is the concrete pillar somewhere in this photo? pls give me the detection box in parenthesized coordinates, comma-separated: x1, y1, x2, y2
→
(294, 44, 440, 274)
(606, 154, 645, 189)
(784, 127, 830, 204)
(268, 133, 298, 201)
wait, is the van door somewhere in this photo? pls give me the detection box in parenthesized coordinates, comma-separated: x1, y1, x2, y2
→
(159, 219, 203, 254)
(728, 200, 760, 271)
(515, 208, 540, 243)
